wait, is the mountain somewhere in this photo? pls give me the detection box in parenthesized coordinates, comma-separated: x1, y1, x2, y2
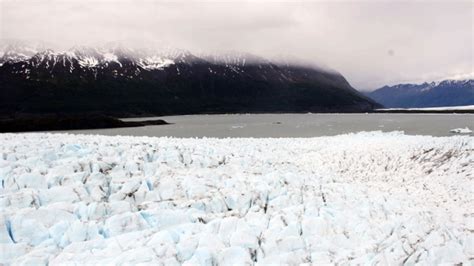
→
(0, 43, 380, 115)
(366, 79, 474, 108)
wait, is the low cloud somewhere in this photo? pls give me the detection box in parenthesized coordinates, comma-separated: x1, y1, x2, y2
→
(1, 0, 472, 90)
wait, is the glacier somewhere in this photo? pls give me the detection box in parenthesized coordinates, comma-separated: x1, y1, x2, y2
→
(0, 132, 472, 265)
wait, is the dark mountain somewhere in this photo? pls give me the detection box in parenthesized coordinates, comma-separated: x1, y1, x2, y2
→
(366, 79, 474, 108)
(0, 44, 380, 116)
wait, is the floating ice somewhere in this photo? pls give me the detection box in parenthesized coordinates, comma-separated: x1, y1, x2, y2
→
(450, 127, 472, 134)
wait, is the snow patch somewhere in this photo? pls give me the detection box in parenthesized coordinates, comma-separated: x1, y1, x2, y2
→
(137, 56, 174, 70)
(102, 53, 122, 67)
(78, 56, 99, 68)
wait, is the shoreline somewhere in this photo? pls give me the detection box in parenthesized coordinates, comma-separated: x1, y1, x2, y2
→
(118, 109, 474, 119)
(0, 114, 169, 133)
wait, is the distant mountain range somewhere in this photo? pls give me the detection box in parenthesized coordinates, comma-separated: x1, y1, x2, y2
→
(0, 42, 380, 115)
(366, 79, 474, 108)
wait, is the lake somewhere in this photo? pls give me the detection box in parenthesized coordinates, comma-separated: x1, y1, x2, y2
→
(58, 113, 474, 137)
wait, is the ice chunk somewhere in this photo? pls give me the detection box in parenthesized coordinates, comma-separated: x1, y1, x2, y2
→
(450, 127, 472, 134)
(176, 234, 199, 262)
(103, 212, 149, 237)
(217, 246, 252, 265)
(183, 248, 215, 266)
(0, 243, 30, 264)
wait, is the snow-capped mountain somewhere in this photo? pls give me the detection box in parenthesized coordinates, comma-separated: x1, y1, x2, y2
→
(1, 44, 194, 77)
(0, 42, 48, 66)
(366, 79, 474, 108)
(0, 43, 380, 115)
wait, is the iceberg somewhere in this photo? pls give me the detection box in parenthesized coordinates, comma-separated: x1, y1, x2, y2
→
(450, 127, 473, 134)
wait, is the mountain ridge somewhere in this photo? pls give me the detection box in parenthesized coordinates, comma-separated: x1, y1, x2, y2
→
(366, 79, 473, 108)
(0, 43, 380, 115)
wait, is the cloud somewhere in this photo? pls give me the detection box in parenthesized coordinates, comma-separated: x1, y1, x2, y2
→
(0, 0, 472, 90)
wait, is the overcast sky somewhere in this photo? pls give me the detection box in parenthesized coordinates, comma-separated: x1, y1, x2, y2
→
(1, 0, 472, 90)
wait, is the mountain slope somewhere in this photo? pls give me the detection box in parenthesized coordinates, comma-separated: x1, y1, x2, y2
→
(366, 80, 474, 108)
(0, 44, 380, 115)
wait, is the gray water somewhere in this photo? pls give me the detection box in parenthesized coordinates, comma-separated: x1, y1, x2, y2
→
(61, 114, 474, 138)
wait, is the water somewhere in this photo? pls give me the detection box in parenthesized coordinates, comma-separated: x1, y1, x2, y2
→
(60, 113, 474, 138)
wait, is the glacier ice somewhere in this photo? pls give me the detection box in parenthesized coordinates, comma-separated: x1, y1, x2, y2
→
(0, 131, 472, 264)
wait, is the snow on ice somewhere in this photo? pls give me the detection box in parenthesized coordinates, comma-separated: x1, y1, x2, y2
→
(0, 132, 472, 265)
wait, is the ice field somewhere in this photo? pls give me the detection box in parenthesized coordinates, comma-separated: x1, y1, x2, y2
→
(0, 132, 473, 265)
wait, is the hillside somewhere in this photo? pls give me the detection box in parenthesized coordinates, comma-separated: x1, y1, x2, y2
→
(366, 79, 473, 108)
(0, 44, 380, 115)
